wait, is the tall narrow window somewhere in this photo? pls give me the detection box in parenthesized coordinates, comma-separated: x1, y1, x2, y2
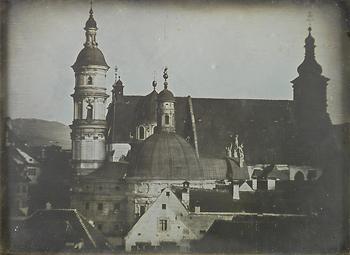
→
(98, 203, 103, 211)
(165, 115, 170, 125)
(139, 126, 145, 140)
(160, 219, 168, 231)
(85, 202, 90, 210)
(86, 104, 93, 120)
(140, 205, 145, 216)
(77, 102, 83, 119)
(87, 76, 93, 85)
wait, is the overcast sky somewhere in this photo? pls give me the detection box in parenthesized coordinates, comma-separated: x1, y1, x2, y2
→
(6, 0, 348, 124)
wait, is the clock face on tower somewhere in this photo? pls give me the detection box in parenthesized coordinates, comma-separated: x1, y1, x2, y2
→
(137, 183, 150, 194)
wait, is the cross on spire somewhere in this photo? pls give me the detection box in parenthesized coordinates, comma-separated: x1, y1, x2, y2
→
(307, 11, 313, 27)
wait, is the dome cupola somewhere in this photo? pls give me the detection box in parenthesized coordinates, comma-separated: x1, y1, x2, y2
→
(72, 4, 109, 71)
(296, 27, 322, 76)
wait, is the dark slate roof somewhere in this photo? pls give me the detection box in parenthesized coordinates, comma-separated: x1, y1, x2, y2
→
(158, 88, 175, 102)
(14, 209, 112, 252)
(135, 89, 158, 125)
(252, 164, 289, 181)
(107, 95, 295, 164)
(86, 161, 128, 180)
(200, 158, 227, 180)
(129, 132, 203, 180)
(181, 188, 308, 214)
(72, 47, 109, 71)
(226, 158, 250, 180)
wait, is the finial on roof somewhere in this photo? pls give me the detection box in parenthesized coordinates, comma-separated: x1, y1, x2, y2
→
(115, 66, 118, 81)
(90, 0, 93, 15)
(163, 67, 168, 89)
(152, 80, 157, 90)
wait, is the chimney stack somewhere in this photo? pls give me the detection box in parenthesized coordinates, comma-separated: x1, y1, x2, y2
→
(182, 181, 190, 209)
(194, 200, 201, 213)
(232, 181, 240, 200)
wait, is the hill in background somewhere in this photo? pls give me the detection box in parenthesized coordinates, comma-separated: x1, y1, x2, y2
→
(9, 118, 71, 150)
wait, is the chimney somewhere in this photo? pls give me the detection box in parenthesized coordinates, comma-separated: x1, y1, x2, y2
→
(182, 181, 190, 209)
(225, 143, 232, 158)
(233, 134, 239, 158)
(194, 200, 201, 213)
(267, 178, 276, 190)
(232, 181, 240, 200)
(238, 143, 245, 168)
(252, 178, 257, 190)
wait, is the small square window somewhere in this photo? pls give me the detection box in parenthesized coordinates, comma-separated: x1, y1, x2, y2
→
(166, 192, 170, 197)
(162, 204, 166, 210)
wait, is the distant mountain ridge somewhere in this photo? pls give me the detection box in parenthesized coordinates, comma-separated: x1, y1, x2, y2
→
(9, 118, 71, 150)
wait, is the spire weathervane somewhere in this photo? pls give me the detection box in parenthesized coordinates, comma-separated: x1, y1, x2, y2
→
(307, 11, 313, 28)
(163, 67, 168, 89)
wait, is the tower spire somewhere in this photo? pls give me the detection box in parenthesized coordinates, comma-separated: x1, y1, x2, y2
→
(115, 66, 118, 81)
(84, 0, 98, 48)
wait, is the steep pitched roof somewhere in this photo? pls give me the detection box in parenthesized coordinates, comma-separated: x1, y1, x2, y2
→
(107, 95, 295, 164)
(16, 209, 112, 252)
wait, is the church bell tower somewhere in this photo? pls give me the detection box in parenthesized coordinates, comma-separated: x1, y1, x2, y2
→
(70, 5, 109, 176)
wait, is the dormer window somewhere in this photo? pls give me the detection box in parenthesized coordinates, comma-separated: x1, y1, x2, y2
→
(139, 126, 145, 140)
(87, 76, 93, 85)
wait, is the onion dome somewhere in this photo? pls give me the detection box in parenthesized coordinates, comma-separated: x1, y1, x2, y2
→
(158, 67, 175, 102)
(135, 81, 158, 124)
(71, 6, 109, 71)
(85, 8, 97, 29)
(130, 132, 203, 180)
(297, 27, 322, 76)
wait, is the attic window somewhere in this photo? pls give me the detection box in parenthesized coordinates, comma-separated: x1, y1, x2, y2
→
(87, 76, 93, 85)
(162, 204, 166, 210)
(166, 192, 170, 197)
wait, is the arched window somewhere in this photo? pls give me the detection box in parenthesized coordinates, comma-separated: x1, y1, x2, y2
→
(86, 104, 93, 120)
(165, 115, 170, 125)
(87, 76, 93, 85)
(139, 126, 145, 140)
(294, 171, 305, 183)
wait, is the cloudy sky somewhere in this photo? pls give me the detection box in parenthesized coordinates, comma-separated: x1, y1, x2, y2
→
(6, 0, 349, 124)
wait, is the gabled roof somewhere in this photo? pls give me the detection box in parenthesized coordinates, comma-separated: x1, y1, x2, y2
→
(17, 209, 112, 252)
